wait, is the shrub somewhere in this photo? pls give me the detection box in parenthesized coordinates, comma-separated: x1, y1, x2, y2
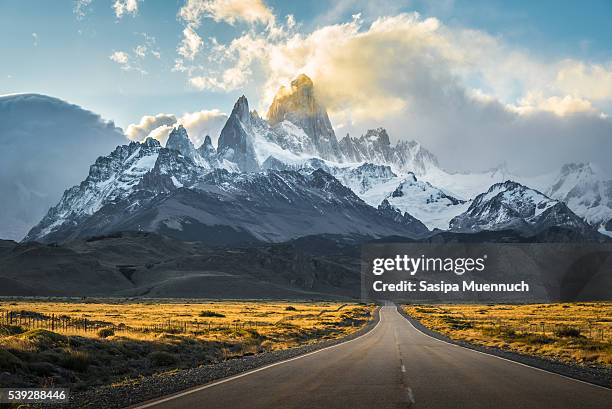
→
(199, 310, 225, 318)
(285, 306, 297, 311)
(522, 334, 554, 345)
(554, 327, 582, 338)
(59, 349, 91, 372)
(97, 328, 115, 338)
(0, 349, 23, 371)
(19, 329, 67, 348)
(148, 351, 178, 367)
(0, 325, 25, 336)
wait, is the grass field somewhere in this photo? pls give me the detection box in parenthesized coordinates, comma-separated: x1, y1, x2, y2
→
(0, 299, 373, 390)
(404, 303, 612, 367)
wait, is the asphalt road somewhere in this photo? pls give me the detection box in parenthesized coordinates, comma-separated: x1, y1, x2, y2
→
(132, 306, 611, 409)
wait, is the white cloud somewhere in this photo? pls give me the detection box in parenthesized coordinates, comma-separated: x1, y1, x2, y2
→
(179, 0, 275, 27)
(109, 51, 130, 65)
(32, 32, 38, 47)
(178, 26, 203, 60)
(555, 60, 612, 101)
(510, 92, 596, 117)
(126, 110, 228, 147)
(74, 0, 93, 20)
(113, 0, 141, 19)
(126, 113, 177, 141)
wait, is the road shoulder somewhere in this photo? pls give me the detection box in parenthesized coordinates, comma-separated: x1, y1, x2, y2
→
(396, 305, 612, 389)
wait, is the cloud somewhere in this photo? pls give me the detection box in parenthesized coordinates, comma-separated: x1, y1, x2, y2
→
(178, 0, 275, 27)
(74, 0, 93, 20)
(126, 113, 177, 141)
(126, 110, 228, 147)
(109, 51, 130, 65)
(113, 0, 141, 19)
(32, 32, 38, 47)
(0, 93, 126, 240)
(555, 60, 612, 101)
(178, 26, 203, 60)
(173, 7, 612, 175)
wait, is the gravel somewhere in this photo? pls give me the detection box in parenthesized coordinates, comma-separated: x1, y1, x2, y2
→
(42, 308, 381, 409)
(396, 306, 612, 389)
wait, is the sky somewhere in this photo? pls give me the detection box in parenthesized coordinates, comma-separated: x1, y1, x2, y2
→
(1, 0, 612, 175)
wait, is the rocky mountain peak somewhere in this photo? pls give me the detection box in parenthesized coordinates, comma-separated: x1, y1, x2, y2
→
(217, 95, 259, 172)
(266, 74, 340, 160)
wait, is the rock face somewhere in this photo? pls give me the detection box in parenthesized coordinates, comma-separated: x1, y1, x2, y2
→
(267, 74, 341, 160)
(546, 163, 612, 230)
(217, 96, 259, 172)
(340, 128, 439, 175)
(449, 181, 593, 236)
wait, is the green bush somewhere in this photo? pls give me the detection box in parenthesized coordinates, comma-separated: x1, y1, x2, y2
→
(148, 351, 178, 367)
(97, 328, 115, 338)
(199, 310, 225, 318)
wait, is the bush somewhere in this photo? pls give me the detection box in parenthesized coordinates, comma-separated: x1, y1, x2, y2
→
(0, 349, 23, 371)
(97, 328, 115, 338)
(59, 349, 91, 372)
(19, 329, 67, 348)
(199, 310, 225, 318)
(554, 327, 582, 338)
(285, 306, 297, 311)
(0, 325, 25, 336)
(148, 351, 178, 367)
(522, 334, 554, 344)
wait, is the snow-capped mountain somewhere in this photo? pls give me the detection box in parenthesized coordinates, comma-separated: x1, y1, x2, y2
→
(340, 128, 439, 175)
(383, 173, 468, 230)
(545, 163, 612, 234)
(24, 73, 605, 244)
(449, 181, 593, 236)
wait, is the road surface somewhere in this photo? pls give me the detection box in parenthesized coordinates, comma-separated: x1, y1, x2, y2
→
(132, 306, 611, 409)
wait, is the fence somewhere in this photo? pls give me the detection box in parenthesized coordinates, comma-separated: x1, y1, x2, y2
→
(0, 310, 274, 336)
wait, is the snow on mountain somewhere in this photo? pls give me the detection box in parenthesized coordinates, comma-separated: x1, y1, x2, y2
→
(384, 173, 468, 230)
(25, 138, 162, 241)
(545, 163, 612, 231)
(449, 180, 592, 235)
(166, 125, 213, 170)
(217, 96, 260, 172)
(340, 128, 440, 176)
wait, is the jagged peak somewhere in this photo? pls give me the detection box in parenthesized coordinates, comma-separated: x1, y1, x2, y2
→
(141, 137, 161, 148)
(230, 95, 250, 124)
(362, 128, 390, 146)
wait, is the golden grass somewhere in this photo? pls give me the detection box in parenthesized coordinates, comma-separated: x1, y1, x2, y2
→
(0, 300, 371, 349)
(404, 303, 612, 367)
(0, 300, 373, 389)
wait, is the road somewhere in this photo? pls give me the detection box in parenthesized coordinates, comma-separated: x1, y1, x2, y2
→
(132, 305, 611, 409)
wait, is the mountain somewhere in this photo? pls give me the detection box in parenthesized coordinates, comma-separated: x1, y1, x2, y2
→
(545, 163, 612, 234)
(340, 128, 439, 175)
(217, 96, 259, 172)
(449, 181, 595, 237)
(383, 173, 468, 230)
(0, 93, 126, 240)
(26, 139, 430, 243)
(267, 74, 341, 160)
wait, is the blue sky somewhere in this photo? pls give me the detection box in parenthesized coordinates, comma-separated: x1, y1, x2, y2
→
(1, 0, 611, 127)
(1, 0, 611, 175)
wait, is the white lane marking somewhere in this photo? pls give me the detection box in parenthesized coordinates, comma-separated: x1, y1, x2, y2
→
(130, 307, 387, 409)
(406, 387, 415, 405)
(401, 364, 406, 373)
(398, 307, 611, 392)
